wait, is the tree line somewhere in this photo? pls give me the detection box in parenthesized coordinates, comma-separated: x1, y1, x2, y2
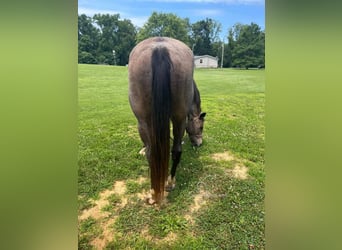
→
(78, 12, 265, 69)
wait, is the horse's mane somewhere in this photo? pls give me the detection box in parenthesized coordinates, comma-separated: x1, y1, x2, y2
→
(192, 81, 201, 115)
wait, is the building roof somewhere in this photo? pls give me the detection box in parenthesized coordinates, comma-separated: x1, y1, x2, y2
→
(194, 55, 218, 61)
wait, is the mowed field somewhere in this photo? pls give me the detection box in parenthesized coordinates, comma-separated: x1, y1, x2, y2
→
(78, 64, 265, 249)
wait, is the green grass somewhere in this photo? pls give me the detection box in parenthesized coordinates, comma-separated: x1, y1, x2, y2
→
(78, 64, 265, 249)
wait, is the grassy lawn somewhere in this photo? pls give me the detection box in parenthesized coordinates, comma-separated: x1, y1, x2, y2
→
(78, 64, 265, 249)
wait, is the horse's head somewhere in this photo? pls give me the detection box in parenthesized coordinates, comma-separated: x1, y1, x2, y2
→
(186, 112, 206, 147)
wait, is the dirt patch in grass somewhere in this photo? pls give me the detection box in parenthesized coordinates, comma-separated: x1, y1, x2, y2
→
(190, 189, 209, 213)
(79, 177, 149, 249)
(211, 151, 236, 161)
(90, 217, 117, 249)
(230, 164, 248, 180)
(184, 188, 210, 224)
(161, 231, 178, 243)
(79, 162, 254, 248)
(210, 151, 249, 180)
(79, 180, 128, 221)
(79, 175, 211, 248)
(113, 180, 126, 195)
(79, 193, 111, 221)
(79, 163, 249, 249)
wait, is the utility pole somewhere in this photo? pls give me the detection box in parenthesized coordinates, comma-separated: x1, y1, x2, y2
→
(221, 40, 224, 68)
(112, 50, 116, 65)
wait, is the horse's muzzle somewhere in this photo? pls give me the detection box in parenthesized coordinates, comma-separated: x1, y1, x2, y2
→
(190, 136, 202, 147)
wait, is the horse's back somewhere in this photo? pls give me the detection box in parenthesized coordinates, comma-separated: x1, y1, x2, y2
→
(128, 37, 194, 119)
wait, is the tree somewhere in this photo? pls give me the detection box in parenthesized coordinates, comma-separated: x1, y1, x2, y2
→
(190, 18, 221, 56)
(228, 22, 265, 69)
(93, 14, 120, 65)
(115, 19, 136, 66)
(222, 43, 232, 68)
(78, 12, 264, 68)
(137, 12, 190, 46)
(79, 51, 97, 64)
(210, 41, 232, 68)
(78, 13, 136, 65)
(78, 14, 100, 63)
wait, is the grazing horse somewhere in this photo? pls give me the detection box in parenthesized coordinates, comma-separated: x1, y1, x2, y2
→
(128, 37, 206, 204)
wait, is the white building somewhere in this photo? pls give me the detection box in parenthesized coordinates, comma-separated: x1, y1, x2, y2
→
(194, 55, 218, 68)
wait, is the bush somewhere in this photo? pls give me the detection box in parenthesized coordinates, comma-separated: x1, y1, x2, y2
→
(78, 51, 96, 64)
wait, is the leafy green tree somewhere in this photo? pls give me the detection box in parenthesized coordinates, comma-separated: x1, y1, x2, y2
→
(89, 14, 137, 65)
(211, 41, 232, 68)
(78, 14, 100, 64)
(190, 18, 221, 56)
(137, 12, 190, 45)
(78, 12, 264, 69)
(115, 19, 136, 65)
(79, 51, 97, 64)
(222, 43, 232, 68)
(228, 22, 265, 69)
(93, 14, 120, 65)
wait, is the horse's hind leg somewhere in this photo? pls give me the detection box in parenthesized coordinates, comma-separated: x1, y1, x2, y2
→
(166, 118, 186, 191)
(137, 121, 157, 204)
(137, 121, 149, 156)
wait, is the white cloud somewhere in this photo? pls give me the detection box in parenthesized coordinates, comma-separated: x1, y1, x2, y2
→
(78, 7, 124, 16)
(78, 8, 148, 27)
(128, 16, 149, 27)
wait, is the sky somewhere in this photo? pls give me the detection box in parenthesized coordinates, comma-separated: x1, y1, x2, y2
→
(78, 0, 265, 41)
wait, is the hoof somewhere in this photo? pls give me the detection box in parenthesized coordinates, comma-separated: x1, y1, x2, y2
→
(139, 147, 146, 156)
(165, 186, 175, 192)
(146, 197, 156, 205)
(144, 189, 168, 205)
(165, 175, 176, 192)
(145, 189, 157, 205)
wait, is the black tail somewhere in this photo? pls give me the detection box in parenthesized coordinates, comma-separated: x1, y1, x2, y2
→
(150, 47, 172, 203)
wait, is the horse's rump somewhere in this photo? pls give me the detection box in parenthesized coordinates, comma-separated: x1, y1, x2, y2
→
(128, 37, 194, 203)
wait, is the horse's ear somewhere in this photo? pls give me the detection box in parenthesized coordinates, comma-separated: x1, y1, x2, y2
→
(199, 112, 206, 120)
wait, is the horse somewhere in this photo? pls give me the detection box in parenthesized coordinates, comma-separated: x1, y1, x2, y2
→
(128, 37, 206, 205)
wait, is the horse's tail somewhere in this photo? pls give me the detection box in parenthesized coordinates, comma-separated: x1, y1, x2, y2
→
(150, 47, 172, 203)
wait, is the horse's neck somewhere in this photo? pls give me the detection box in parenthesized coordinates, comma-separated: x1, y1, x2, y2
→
(190, 82, 201, 117)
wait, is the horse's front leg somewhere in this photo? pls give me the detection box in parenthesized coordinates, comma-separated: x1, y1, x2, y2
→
(166, 118, 186, 191)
